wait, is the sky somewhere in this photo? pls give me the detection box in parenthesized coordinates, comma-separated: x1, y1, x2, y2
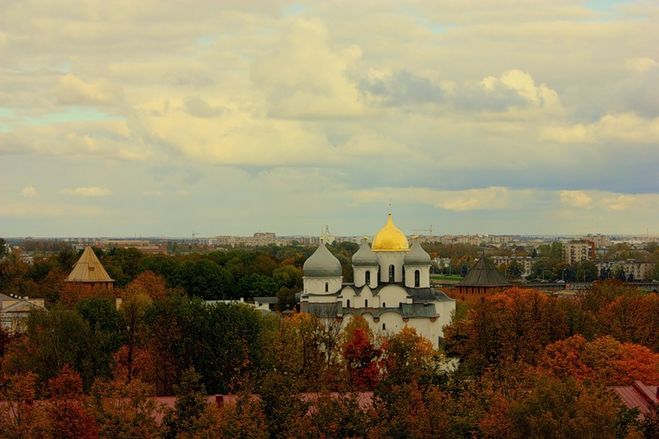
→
(1, 0, 658, 238)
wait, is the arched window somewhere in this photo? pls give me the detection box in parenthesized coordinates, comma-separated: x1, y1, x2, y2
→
(346, 299, 350, 308)
(389, 265, 395, 282)
(382, 302, 386, 308)
(365, 270, 371, 285)
(414, 270, 420, 288)
(325, 282, 328, 292)
(365, 299, 369, 308)
(382, 323, 386, 330)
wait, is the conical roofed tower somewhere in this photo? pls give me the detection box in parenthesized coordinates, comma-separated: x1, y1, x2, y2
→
(66, 246, 114, 289)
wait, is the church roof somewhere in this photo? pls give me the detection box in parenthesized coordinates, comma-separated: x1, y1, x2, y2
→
(459, 255, 510, 287)
(352, 238, 378, 266)
(404, 240, 431, 265)
(372, 213, 409, 252)
(65, 246, 114, 283)
(303, 242, 342, 277)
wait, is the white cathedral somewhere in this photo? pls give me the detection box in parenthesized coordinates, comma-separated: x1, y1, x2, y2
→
(300, 213, 456, 348)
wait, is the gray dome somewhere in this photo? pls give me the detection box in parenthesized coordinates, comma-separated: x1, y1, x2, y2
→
(303, 242, 342, 277)
(352, 239, 378, 266)
(404, 240, 431, 265)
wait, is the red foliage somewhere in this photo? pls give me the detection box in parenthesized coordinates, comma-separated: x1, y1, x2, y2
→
(46, 365, 99, 439)
(341, 327, 382, 389)
(539, 335, 659, 385)
(597, 293, 659, 351)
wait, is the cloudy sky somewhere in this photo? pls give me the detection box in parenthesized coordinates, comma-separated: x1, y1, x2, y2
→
(1, 0, 658, 237)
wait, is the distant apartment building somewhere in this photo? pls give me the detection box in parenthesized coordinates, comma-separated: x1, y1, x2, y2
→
(583, 234, 611, 248)
(491, 255, 533, 278)
(98, 240, 168, 255)
(596, 260, 655, 280)
(563, 241, 595, 265)
(214, 232, 277, 247)
(439, 235, 482, 246)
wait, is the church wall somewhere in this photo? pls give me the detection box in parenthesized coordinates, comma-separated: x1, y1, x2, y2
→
(303, 277, 343, 295)
(353, 266, 378, 288)
(341, 312, 447, 348)
(306, 294, 340, 304)
(377, 285, 411, 308)
(436, 300, 455, 330)
(376, 252, 406, 283)
(403, 265, 431, 288)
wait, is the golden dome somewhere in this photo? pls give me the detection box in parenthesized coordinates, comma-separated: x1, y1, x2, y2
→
(372, 213, 409, 252)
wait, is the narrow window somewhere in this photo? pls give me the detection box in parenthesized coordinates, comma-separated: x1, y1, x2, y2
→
(414, 270, 420, 288)
(365, 299, 368, 308)
(389, 265, 395, 282)
(382, 323, 386, 330)
(382, 302, 386, 308)
(325, 282, 328, 292)
(365, 271, 371, 285)
(346, 299, 350, 308)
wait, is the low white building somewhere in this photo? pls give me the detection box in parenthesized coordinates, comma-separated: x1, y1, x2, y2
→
(300, 213, 456, 348)
(0, 293, 45, 333)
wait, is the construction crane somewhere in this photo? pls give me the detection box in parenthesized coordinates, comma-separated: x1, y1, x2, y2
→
(412, 225, 433, 236)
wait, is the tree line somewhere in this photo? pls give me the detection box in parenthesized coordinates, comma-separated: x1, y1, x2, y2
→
(0, 277, 657, 438)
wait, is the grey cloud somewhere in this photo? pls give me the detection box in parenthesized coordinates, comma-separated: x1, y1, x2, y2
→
(360, 70, 443, 105)
(183, 96, 227, 118)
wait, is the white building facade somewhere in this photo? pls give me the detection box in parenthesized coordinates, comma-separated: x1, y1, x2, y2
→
(300, 213, 456, 348)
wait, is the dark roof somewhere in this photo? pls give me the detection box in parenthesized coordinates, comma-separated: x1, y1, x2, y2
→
(404, 240, 431, 265)
(253, 296, 278, 304)
(303, 242, 342, 277)
(352, 239, 378, 266)
(301, 301, 439, 320)
(611, 381, 657, 419)
(459, 255, 511, 287)
(338, 284, 454, 303)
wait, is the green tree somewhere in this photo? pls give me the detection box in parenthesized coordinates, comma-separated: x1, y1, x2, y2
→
(162, 368, 209, 439)
(76, 298, 124, 379)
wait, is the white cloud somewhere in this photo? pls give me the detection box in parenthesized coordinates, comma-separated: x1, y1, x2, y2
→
(55, 74, 123, 106)
(251, 18, 364, 119)
(542, 113, 659, 144)
(559, 190, 592, 208)
(625, 57, 658, 73)
(480, 69, 561, 111)
(352, 186, 515, 211)
(61, 186, 112, 197)
(20, 186, 38, 197)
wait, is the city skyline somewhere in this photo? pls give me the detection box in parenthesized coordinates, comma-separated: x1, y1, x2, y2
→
(1, 0, 658, 237)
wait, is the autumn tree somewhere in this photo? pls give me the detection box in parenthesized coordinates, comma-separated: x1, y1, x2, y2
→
(341, 316, 382, 389)
(162, 368, 214, 439)
(539, 335, 659, 385)
(380, 326, 442, 386)
(215, 392, 268, 439)
(597, 293, 659, 351)
(444, 288, 568, 374)
(44, 365, 98, 439)
(0, 372, 49, 439)
(91, 376, 161, 439)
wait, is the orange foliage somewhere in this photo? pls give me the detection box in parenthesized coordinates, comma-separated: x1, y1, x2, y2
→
(123, 271, 167, 301)
(45, 365, 99, 439)
(59, 283, 116, 307)
(597, 293, 659, 351)
(112, 345, 158, 384)
(540, 335, 659, 385)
